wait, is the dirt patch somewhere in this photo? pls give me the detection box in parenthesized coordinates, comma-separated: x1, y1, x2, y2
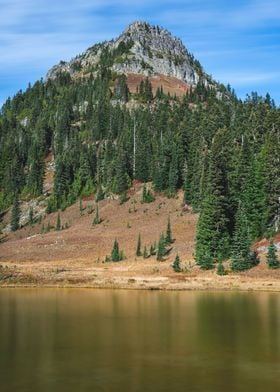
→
(126, 73, 189, 97)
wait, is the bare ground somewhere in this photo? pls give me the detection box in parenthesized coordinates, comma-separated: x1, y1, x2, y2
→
(1, 183, 280, 291)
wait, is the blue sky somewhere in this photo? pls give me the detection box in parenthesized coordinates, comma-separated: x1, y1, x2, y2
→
(1, 0, 280, 106)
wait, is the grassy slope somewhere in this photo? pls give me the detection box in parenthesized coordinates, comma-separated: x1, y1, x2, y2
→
(0, 182, 280, 290)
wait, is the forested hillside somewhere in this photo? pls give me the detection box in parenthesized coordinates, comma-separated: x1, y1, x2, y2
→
(0, 22, 279, 272)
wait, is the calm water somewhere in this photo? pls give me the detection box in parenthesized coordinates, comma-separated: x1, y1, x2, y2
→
(0, 289, 280, 392)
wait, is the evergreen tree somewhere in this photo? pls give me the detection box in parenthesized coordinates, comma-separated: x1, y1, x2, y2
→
(92, 204, 101, 225)
(143, 245, 148, 259)
(168, 144, 179, 194)
(141, 184, 155, 203)
(157, 233, 166, 261)
(28, 206, 34, 225)
(150, 243, 156, 256)
(11, 195, 20, 231)
(111, 239, 124, 262)
(230, 203, 259, 271)
(266, 240, 279, 269)
(115, 147, 128, 194)
(136, 233, 142, 256)
(195, 129, 230, 266)
(166, 216, 173, 245)
(56, 212, 61, 231)
(172, 254, 182, 272)
(114, 75, 129, 102)
(95, 187, 104, 202)
(217, 260, 226, 275)
(79, 198, 83, 214)
(199, 253, 214, 270)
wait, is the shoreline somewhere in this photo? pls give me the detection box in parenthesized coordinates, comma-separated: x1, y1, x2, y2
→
(1, 275, 280, 292)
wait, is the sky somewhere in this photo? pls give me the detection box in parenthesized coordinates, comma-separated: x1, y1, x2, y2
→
(1, 0, 280, 106)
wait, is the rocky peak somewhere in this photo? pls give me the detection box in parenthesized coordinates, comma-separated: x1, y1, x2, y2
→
(118, 21, 186, 56)
(47, 21, 205, 87)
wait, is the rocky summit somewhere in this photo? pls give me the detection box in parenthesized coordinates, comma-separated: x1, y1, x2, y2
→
(47, 21, 206, 87)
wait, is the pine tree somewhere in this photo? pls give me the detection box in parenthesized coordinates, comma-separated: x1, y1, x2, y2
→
(200, 253, 214, 270)
(141, 184, 154, 203)
(136, 233, 142, 256)
(166, 216, 173, 244)
(157, 233, 166, 261)
(92, 204, 101, 225)
(230, 203, 258, 271)
(11, 195, 20, 231)
(79, 198, 83, 214)
(28, 206, 34, 225)
(266, 240, 279, 269)
(95, 187, 104, 202)
(150, 243, 156, 256)
(143, 245, 148, 259)
(115, 147, 128, 194)
(168, 144, 179, 194)
(242, 157, 266, 239)
(172, 254, 182, 272)
(56, 212, 61, 231)
(111, 239, 120, 262)
(195, 129, 230, 267)
(114, 75, 129, 102)
(217, 260, 226, 275)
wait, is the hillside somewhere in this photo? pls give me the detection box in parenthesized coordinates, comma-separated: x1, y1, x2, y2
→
(1, 181, 280, 290)
(0, 21, 280, 285)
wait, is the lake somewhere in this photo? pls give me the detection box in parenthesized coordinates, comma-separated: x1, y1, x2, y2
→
(0, 289, 279, 392)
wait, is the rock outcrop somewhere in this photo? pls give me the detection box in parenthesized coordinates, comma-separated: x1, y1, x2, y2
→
(46, 21, 205, 87)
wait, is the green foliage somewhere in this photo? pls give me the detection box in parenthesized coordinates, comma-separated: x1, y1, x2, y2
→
(137, 78, 153, 102)
(172, 254, 182, 272)
(28, 206, 34, 225)
(199, 253, 214, 270)
(216, 260, 226, 275)
(11, 195, 20, 231)
(136, 233, 142, 256)
(111, 239, 124, 262)
(92, 204, 101, 225)
(79, 198, 84, 214)
(141, 185, 155, 203)
(46, 196, 58, 214)
(143, 245, 148, 259)
(266, 240, 279, 269)
(196, 129, 230, 267)
(230, 204, 259, 271)
(150, 243, 157, 256)
(119, 191, 129, 205)
(56, 212, 61, 231)
(165, 216, 173, 245)
(95, 187, 104, 202)
(114, 147, 129, 194)
(114, 75, 129, 102)
(157, 233, 166, 261)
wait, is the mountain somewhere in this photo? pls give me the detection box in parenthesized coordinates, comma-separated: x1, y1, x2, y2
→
(0, 21, 279, 277)
(47, 21, 213, 96)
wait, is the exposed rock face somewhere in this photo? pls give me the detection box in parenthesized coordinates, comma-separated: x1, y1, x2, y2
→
(46, 21, 203, 86)
(111, 21, 200, 84)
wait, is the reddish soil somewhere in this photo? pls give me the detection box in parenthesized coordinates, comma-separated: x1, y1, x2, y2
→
(126, 73, 189, 97)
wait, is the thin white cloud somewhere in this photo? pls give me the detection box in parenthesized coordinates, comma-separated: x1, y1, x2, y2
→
(216, 71, 280, 87)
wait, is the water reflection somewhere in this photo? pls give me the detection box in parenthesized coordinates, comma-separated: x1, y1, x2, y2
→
(0, 290, 279, 392)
